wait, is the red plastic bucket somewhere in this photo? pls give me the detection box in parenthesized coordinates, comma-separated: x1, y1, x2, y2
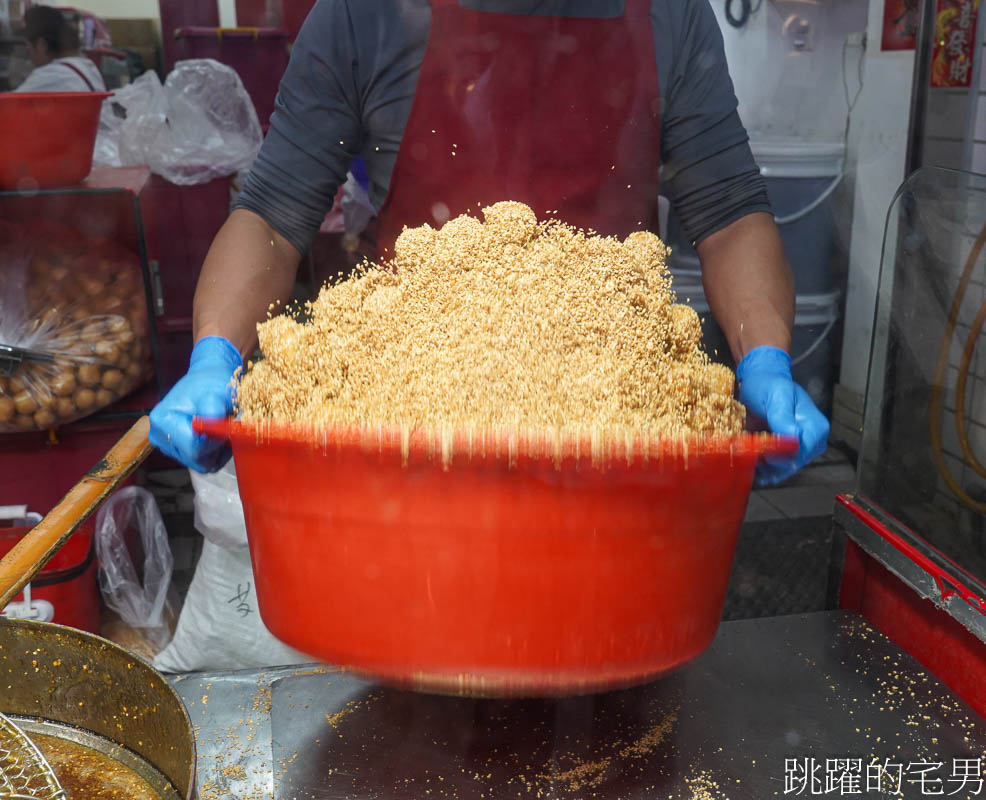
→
(174, 27, 289, 128)
(0, 92, 111, 190)
(280, 0, 314, 41)
(159, 0, 220, 72)
(0, 516, 99, 634)
(142, 173, 231, 333)
(196, 418, 794, 696)
(235, 0, 282, 27)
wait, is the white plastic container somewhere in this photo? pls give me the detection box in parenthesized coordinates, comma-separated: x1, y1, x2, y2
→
(751, 140, 845, 295)
(665, 140, 846, 295)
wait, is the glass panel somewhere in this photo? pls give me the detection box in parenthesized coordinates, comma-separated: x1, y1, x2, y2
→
(859, 166, 986, 587)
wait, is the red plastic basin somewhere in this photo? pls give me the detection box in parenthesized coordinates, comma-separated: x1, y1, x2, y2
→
(195, 418, 795, 696)
(0, 520, 99, 633)
(0, 92, 111, 190)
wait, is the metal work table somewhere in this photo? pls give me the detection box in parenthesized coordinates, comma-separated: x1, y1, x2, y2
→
(169, 611, 986, 799)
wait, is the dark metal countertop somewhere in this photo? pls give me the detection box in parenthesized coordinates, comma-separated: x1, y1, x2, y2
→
(169, 611, 986, 799)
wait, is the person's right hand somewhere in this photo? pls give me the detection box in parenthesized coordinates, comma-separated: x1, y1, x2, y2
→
(149, 336, 242, 473)
(736, 346, 830, 486)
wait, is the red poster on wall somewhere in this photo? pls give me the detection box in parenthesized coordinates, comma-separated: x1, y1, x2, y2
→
(882, 0, 919, 51)
(931, 0, 981, 87)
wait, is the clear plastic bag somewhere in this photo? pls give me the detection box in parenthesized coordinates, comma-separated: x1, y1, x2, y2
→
(95, 487, 175, 651)
(94, 70, 166, 169)
(0, 219, 152, 432)
(95, 60, 263, 186)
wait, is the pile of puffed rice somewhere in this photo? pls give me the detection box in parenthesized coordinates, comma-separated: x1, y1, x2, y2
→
(236, 201, 744, 441)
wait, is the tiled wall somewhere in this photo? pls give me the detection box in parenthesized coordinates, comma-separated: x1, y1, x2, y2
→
(972, 28, 986, 172)
(974, 54, 986, 172)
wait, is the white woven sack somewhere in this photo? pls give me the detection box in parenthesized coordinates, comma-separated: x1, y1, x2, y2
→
(153, 463, 307, 672)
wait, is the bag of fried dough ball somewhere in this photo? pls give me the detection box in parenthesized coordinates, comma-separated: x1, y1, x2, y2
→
(0, 219, 152, 433)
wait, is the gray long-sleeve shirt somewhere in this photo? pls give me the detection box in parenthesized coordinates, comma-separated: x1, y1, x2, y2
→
(236, 0, 770, 255)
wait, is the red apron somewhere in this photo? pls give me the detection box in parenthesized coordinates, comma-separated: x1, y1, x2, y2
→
(375, 0, 662, 257)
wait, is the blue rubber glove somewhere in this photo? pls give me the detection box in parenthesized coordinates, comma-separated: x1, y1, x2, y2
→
(736, 346, 830, 487)
(149, 336, 242, 473)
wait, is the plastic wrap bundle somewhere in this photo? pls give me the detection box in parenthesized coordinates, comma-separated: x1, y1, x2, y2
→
(0, 219, 151, 432)
(95, 59, 263, 186)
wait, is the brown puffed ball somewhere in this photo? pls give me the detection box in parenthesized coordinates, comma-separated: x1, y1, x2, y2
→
(8, 376, 25, 394)
(114, 270, 140, 291)
(101, 369, 124, 391)
(77, 363, 101, 387)
(101, 294, 125, 314)
(13, 391, 37, 415)
(125, 361, 143, 382)
(95, 388, 115, 407)
(70, 307, 91, 322)
(94, 341, 121, 365)
(14, 414, 35, 429)
(106, 315, 129, 334)
(50, 371, 77, 397)
(39, 307, 62, 326)
(81, 322, 105, 342)
(56, 397, 76, 419)
(30, 255, 54, 274)
(80, 276, 104, 296)
(61, 341, 92, 359)
(33, 409, 56, 429)
(0, 395, 14, 424)
(117, 352, 132, 372)
(73, 388, 96, 411)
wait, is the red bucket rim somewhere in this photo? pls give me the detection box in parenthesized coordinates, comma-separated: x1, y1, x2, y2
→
(1, 91, 113, 100)
(194, 416, 797, 468)
(174, 25, 290, 37)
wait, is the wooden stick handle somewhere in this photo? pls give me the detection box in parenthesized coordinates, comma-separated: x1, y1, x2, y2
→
(0, 416, 154, 610)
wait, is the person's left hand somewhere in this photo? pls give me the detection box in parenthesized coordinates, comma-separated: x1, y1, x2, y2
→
(736, 345, 830, 486)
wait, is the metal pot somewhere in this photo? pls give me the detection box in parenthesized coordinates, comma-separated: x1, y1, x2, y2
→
(0, 617, 195, 799)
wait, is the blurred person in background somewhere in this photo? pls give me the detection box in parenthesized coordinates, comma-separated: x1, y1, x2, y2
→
(15, 5, 105, 92)
(150, 0, 829, 486)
